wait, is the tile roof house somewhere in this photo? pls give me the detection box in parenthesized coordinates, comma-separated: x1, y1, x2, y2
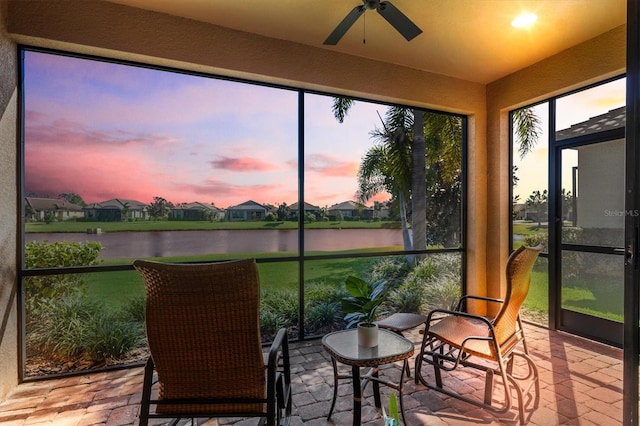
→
(327, 200, 373, 219)
(170, 202, 225, 221)
(556, 106, 626, 140)
(556, 107, 626, 232)
(84, 198, 148, 222)
(289, 201, 321, 216)
(226, 200, 269, 221)
(24, 197, 83, 221)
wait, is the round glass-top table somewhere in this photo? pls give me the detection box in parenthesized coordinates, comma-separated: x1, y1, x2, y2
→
(322, 328, 414, 425)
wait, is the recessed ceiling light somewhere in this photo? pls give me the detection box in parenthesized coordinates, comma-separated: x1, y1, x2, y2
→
(512, 13, 537, 28)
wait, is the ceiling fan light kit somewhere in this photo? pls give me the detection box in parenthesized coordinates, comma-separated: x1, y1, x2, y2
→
(323, 0, 422, 45)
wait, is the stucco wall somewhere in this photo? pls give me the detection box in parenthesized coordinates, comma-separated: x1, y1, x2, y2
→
(0, 0, 18, 401)
(486, 26, 626, 303)
(577, 140, 625, 230)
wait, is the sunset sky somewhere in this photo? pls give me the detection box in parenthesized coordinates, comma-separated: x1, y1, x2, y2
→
(24, 50, 625, 209)
(23, 51, 391, 208)
(513, 77, 626, 200)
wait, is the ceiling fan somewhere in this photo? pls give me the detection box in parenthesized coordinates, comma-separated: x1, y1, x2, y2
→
(323, 0, 422, 45)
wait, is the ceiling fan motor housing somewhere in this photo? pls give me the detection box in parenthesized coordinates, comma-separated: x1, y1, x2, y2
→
(363, 0, 381, 10)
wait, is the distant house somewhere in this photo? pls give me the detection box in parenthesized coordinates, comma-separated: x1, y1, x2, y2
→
(170, 202, 225, 221)
(84, 198, 148, 221)
(327, 200, 373, 220)
(289, 201, 321, 218)
(556, 106, 625, 231)
(226, 200, 268, 221)
(24, 197, 84, 221)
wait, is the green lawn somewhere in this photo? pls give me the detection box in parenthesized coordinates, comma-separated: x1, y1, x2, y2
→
(512, 222, 546, 237)
(88, 250, 393, 309)
(522, 265, 623, 324)
(26, 219, 401, 233)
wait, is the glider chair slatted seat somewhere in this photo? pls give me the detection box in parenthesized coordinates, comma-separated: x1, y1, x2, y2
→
(414, 244, 542, 424)
(134, 258, 292, 426)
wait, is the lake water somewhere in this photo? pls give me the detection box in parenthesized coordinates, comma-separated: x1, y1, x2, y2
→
(26, 228, 404, 259)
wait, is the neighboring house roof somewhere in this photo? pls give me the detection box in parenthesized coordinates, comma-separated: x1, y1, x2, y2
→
(227, 200, 267, 210)
(289, 202, 320, 211)
(328, 200, 369, 211)
(174, 202, 224, 212)
(86, 198, 147, 210)
(556, 106, 626, 140)
(25, 197, 83, 212)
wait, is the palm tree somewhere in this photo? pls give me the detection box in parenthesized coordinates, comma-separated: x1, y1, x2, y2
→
(332, 98, 538, 253)
(333, 98, 462, 253)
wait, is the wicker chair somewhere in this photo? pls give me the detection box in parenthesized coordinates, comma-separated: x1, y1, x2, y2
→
(134, 258, 292, 426)
(414, 244, 542, 424)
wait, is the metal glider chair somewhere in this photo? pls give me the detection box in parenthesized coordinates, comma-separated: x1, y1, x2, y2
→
(134, 258, 292, 426)
(414, 244, 542, 424)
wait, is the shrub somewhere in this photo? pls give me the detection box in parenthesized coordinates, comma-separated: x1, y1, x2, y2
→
(261, 289, 298, 328)
(388, 253, 462, 313)
(305, 281, 346, 304)
(84, 315, 142, 361)
(28, 295, 141, 362)
(119, 295, 146, 322)
(260, 308, 287, 339)
(367, 256, 411, 289)
(305, 301, 343, 333)
(386, 280, 424, 313)
(423, 272, 461, 311)
(24, 240, 103, 302)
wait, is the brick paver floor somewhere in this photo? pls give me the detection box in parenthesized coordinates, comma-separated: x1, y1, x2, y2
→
(0, 323, 623, 425)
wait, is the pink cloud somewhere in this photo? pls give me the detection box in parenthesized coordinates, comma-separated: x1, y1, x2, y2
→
(210, 156, 279, 172)
(305, 153, 358, 177)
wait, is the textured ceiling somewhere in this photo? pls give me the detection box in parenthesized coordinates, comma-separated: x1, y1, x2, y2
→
(107, 0, 626, 84)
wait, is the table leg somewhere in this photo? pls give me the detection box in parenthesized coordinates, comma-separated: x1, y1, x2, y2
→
(399, 359, 408, 426)
(327, 358, 339, 420)
(372, 367, 381, 408)
(352, 365, 362, 426)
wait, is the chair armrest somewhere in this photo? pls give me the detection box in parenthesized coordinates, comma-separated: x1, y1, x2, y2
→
(266, 328, 290, 420)
(426, 308, 495, 329)
(454, 294, 504, 311)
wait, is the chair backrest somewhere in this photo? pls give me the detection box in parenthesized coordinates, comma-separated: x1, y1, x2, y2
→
(492, 244, 543, 349)
(133, 258, 265, 415)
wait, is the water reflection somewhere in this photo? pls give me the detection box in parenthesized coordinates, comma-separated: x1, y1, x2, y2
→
(26, 229, 404, 259)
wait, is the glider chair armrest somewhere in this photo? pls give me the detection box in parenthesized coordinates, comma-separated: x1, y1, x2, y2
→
(454, 295, 504, 312)
(426, 308, 496, 329)
(267, 328, 292, 425)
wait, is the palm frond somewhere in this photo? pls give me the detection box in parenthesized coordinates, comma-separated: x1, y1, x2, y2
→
(331, 96, 354, 123)
(513, 107, 541, 158)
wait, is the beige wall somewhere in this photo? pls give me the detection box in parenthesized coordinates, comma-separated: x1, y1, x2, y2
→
(0, 0, 18, 400)
(486, 26, 626, 302)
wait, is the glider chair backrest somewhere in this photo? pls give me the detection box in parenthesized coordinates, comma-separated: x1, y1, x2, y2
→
(493, 244, 544, 354)
(134, 258, 291, 425)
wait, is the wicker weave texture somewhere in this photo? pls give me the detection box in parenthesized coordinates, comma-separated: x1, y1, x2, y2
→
(493, 244, 542, 347)
(134, 258, 265, 415)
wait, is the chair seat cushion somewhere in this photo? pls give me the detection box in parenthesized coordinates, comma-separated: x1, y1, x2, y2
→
(375, 313, 428, 332)
(428, 315, 497, 359)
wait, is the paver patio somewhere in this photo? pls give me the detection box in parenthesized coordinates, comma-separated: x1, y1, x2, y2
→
(0, 323, 623, 425)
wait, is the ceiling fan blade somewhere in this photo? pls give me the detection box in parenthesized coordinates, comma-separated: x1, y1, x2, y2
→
(323, 6, 365, 45)
(377, 1, 423, 41)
